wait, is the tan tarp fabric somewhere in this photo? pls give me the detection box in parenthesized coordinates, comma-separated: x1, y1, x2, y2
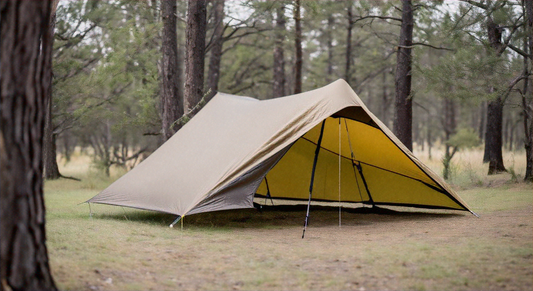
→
(88, 79, 473, 216)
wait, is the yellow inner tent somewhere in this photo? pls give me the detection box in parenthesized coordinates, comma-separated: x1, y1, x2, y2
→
(256, 116, 465, 210)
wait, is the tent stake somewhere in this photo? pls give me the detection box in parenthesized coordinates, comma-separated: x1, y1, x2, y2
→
(121, 207, 129, 221)
(302, 120, 326, 239)
(169, 216, 181, 228)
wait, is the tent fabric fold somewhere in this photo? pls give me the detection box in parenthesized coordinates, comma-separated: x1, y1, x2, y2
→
(87, 79, 473, 216)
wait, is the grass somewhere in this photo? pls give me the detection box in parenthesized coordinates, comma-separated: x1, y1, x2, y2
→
(44, 149, 532, 290)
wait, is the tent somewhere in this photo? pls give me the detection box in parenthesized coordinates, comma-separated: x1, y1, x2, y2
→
(87, 79, 475, 223)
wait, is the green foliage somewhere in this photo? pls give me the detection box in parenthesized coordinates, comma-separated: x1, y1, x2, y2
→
(52, 0, 529, 179)
(53, 1, 162, 174)
(447, 128, 481, 149)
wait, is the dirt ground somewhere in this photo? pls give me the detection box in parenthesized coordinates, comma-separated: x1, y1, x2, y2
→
(49, 198, 532, 291)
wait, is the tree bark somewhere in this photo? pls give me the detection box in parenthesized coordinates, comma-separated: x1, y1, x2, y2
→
(484, 96, 506, 174)
(272, 3, 286, 98)
(293, 0, 302, 94)
(43, 0, 61, 180)
(478, 101, 486, 141)
(161, 0, 183, 142)
(345, 1, 354, 86)
(0, 1, 57, 290)
(380, 71, 389, 125)
(43, 95, 61, 180)
(184, 0, 207, 115)
(325, 15, 334, 83)
(483, 16, 506, 174)
(442, 98, 457, 180)
(393, 0, 414, 151)
(207, 0, 225, 102)
(523, 0, 532, 182)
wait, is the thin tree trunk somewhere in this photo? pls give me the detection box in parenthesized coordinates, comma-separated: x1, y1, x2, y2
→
(478, 101, 486, 141)
(483, 16, 506, 174)
(442, 98, 456, 180)
(393, 0, 414, 151)
(325, 15, 334, 83)
(523, 0, 532, 181)
(43, 97, 61, 180)
(62, 132, 74, 163)
(345, 1, 353, 85)
(43, 0, 61, 180)
(427, 111, 432, 160)
(484, 96, 506, 173)
(161, 0, 183, 142)
(380, 71, 388, 123)
(184, 0, 207, 115)
(207, 0, 225, 102)
(504, 115, 510, 150)
(272, 3, 286, 98)
(293, 0, 302, 94)
(0, 1, 57, 290)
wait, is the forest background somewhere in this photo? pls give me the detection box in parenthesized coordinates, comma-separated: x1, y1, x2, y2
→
(47, 0, 532, 183)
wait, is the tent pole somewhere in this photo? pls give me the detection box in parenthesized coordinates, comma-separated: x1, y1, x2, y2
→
(343, 119, 375, 208)
(88, 202, 93, 219)
(169, 215, 182, 228)
(302, 120, 326, 239)
(264, 177, 274, 205)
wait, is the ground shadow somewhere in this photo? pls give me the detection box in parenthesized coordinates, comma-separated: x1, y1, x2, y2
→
(95, 203, 466, 229)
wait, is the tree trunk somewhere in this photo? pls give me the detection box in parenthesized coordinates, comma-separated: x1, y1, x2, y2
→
(325, 15, 334, 83)
(184, 0, 207, 115)
(293, 0, 302, 94)
(380, 71, 390, 125)
(442, 98, 457, 180)
(207, 0, 225, 102)
(427, 111, 432, 160)
(483, 16, 506, 174)
(61, 132, 75, 163)
(161, 0, 183, 142)
(478, 101, 486, 141)
(43, 91, 61, 180)
(43, 0, 61, 180)
(393, 0, 414, 151)
(0, 1, 57, 290)
(484, 96, 507, 174)
(345, 1, 354, 86)
(523, 0, 532, 182)
(272, 3, 286, 98)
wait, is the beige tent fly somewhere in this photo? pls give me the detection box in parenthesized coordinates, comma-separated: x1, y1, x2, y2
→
(87, 79, 475, 221)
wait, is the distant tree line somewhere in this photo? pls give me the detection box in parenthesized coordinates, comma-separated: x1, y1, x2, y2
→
(43, 0, 532, 182)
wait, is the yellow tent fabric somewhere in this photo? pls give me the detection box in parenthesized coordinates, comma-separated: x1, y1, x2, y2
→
(88, 79, 473, 216)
